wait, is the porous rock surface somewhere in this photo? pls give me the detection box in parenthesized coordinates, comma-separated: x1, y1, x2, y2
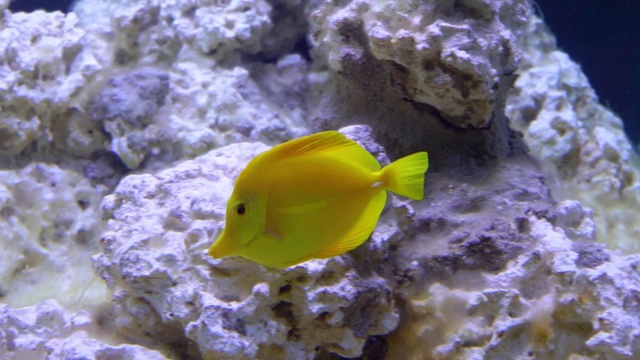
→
(387, 199, 640, 360)
(0, 10, 106, 160)
(506, 16, 640, 253)
(71, 0, 310, 169)
(0, 299, 165, 359)
(72, 0, 281, 61)
(0, 1, 309, 170)
(309, 0, 530, 130)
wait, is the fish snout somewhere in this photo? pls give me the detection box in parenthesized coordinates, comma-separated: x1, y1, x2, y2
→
(208, 232, 237, 259)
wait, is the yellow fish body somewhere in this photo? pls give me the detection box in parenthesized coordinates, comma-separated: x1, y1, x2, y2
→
(209, 131, 429, 268)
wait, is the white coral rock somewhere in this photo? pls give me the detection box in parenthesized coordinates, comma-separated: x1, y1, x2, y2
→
(0, 300, 165, 359)
(0, 10, 106, 157)
(309, 0, 531, 128)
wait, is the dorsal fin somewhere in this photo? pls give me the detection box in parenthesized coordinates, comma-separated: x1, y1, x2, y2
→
(251, 131, 380, 171)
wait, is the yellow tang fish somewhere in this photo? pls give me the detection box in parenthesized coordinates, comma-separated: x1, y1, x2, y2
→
(209, 131, 429, 268)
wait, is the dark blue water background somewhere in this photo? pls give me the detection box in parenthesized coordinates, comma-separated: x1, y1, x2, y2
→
(9, 0, 640, 145)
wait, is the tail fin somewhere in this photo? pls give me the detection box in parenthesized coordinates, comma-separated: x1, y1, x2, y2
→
(382, 152, 429, 200)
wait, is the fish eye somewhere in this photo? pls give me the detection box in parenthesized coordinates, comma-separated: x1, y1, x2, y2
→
(236, 203, 247, 216)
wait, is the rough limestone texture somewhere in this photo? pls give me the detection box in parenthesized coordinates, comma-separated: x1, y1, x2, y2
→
(0, 10, 107, 160)
(72, 0, 273, 62)
(0, 299, 166, 359)
(506, 16, 640, 253)
(70, 0, 310, 169)
(84, 59, 309, 170)
(0, 1, 309, 170)
(387, 200, 640, 360)
(88, 67, 171, 169)
(309, 0, 530, 129)
(94, 128, 399, 359)
(0, 163, 109, 309)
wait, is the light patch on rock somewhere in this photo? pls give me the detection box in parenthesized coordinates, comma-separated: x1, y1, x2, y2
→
(0, 163, 109, 310)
